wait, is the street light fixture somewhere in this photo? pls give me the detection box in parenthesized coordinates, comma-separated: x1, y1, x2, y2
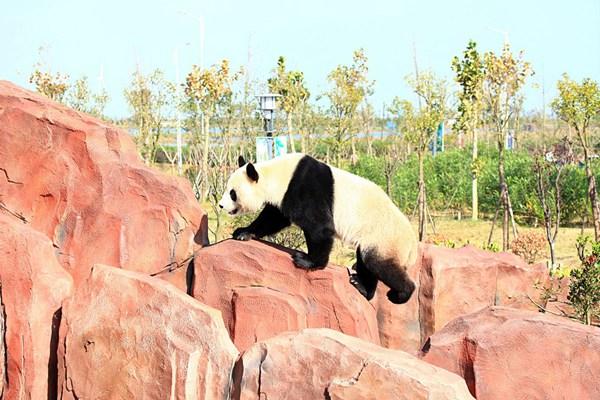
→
(256, 93, 284, 161)
(257, 93, 281, 136)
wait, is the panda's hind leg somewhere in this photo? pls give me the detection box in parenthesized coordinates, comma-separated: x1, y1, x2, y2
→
(349, 247, 378, 300)
(362, 248, 415, 304)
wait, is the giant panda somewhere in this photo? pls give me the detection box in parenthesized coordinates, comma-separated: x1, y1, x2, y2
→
(218, 153, 418, 304)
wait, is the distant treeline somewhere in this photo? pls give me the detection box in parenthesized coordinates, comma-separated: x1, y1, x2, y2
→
(348, 144, 599, 225)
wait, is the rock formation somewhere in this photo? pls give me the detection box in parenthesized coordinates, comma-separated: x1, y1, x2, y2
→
(58, 265, 238, 399)
(0, 80, 206, 285)
(0, 213, 73, 399)
(191, 239, 380, 351)
(420, 306, 600, 400)
(233, 328, 475, 400)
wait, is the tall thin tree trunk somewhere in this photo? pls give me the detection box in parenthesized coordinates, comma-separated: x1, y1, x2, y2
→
(386, 174, 392, 198)
(498, 138, 510, 251)
(585, 308, 592, 326)
(202, 115, 210, 201)
(300, 124, 307, 153)
(535, 160, 559, 268)
(580, 134, 600, 241)
(366, 119, 373, 156)
(426, 203, 436, 234)
(418, 150, 426, 241)
(502, 188, 509, 250)
(287, 114, 296, 153)
(507, 191, 519, 238)
(488, 206, 500, 247)
(472, 127, 479, 220)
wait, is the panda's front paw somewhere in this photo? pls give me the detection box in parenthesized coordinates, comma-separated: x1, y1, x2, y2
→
(232, 228, 255, 241)
(292, 252, 318, 270)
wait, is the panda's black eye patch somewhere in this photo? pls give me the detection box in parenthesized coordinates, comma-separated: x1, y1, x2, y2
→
(230, 189, 237, 202)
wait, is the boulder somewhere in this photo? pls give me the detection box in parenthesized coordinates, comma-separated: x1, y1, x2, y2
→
(377, 244, 549, 352)
(0, 212, 73, 399)
(373, 245, 424, 351)
(0, 295, 4, 398)
(192, 239, 380, 351)
(58, 264, 238, 400)
(0, 81, 206, 285)
(232, 328, 475, 400)
(420, 306, 600, 400)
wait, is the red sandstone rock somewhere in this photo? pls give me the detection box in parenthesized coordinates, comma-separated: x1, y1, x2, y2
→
(58, 264, 238, 400)
(377, 244, 549, 353)
(542, 276, 575, 317)
(0, 81, 206, 285)
(420, 306, 600, 400)
(192, 239, 380, 351)
(373, 245, 424, 351)
(0, 213, 73, 399)
(233, 328, 475, 400)
(0, 297, 4, 398)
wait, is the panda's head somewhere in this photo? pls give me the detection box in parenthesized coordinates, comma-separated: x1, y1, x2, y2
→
(218, 156, 263, 216)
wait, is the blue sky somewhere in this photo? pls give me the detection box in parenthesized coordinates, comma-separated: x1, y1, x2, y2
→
(1, 0, 599, 118)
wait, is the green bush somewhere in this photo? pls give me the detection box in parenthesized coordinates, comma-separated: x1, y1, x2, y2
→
(569, 238, 600, 325)
(349, 144, 598, 225)
(349, 155, 386, 188)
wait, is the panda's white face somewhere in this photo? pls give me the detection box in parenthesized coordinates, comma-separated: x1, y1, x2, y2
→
(218, 164, 264, 216)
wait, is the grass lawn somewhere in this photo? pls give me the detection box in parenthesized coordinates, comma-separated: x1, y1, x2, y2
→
(426, 217, 590, 267)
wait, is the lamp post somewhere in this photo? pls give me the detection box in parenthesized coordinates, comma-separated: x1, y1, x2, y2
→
(256, 93, 282, 161)
(257, 93, 280, 136)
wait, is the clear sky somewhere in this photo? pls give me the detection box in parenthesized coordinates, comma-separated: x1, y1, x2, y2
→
(1, 0, 599, 118)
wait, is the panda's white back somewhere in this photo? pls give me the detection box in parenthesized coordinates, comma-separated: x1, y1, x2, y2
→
(330, 166, 417, 264)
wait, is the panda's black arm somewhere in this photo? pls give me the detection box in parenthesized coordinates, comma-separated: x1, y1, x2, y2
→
(292, 225, 334, 270)
(233, 204, 291, 240)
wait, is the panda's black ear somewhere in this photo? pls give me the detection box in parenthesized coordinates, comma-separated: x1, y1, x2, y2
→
(238, 155, 246, 167)
(246, 163, 259, 182)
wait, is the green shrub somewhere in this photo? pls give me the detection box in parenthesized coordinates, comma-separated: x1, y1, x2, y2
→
(569, 238, 600, 325)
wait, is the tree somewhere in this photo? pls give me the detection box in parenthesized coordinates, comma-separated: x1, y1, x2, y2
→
(359, 101, 376, 156)
(452, 40, 485, 220)
(552, 74, 600, 241)
(295, 102, 318, 154)
(236, 73, 262, 158)
(324, 49, 374, 166)
(382, 142, 401, 200)
(67, 76, 109, 119)
(124, 69, 175, 165)
(482, 44, 533, 250)
(29, 68, 69, 102)
(390, 71, 447, 240)
(533, 138, 574, 267)
(268, 56, 310, 152)
(184, 59, 241, 199)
